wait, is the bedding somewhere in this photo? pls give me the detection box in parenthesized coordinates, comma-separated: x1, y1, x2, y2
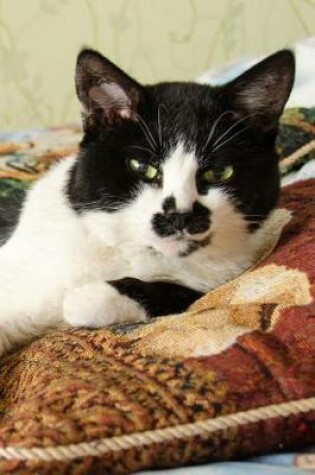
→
(0, 109, 313, 474)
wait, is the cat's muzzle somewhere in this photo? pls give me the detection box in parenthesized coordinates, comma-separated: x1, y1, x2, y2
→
(151, 201, 211, 238)
(150, 201, 211, 257)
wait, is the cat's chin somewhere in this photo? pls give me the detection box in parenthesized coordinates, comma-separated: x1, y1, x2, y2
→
(150, 234, 211, 258)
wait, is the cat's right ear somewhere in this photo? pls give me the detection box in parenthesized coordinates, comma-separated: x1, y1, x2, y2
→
(225, 49, 295, 131)
(75, 49, 144, 130)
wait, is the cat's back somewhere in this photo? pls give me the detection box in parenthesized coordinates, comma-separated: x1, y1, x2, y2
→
(0, 156, 82, 257)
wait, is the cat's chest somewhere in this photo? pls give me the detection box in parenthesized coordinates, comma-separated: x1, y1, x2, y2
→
(79, 240, 171, 282)
(78, 238, 249, 293)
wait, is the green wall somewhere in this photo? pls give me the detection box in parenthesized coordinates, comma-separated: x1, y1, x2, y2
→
(0, 0, 314, 130)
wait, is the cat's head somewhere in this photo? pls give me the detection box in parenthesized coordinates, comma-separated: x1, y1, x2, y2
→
(68, 49, 295, 257)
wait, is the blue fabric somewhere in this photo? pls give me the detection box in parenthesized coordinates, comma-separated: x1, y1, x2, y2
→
(138, 451, 314, 474)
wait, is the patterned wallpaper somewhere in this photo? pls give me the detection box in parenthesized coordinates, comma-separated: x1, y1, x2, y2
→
(0, 0, 314, 130)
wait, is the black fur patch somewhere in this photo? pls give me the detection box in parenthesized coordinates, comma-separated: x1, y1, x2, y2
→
(109, 277, 203, 317)
(152, 201, 210, 237)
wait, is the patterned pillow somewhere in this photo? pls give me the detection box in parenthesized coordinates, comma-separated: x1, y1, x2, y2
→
(0, 112, 313, 474)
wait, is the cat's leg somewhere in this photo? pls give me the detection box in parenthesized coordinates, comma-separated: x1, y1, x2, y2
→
(63, 278, 203, 328)
(63, 281, 148, 327)
(110, 278, 203, 317)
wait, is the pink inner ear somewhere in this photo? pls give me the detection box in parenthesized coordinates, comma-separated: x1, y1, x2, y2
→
(119, 108, 132, 119)
(89, 82, 132, 119)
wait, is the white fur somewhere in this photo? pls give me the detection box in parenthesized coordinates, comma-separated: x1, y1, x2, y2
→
(63, 282, 147, 327)
(162, 144, 198, 211)
(0, 142, 269, 355)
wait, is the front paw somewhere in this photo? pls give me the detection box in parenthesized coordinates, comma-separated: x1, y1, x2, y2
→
(63, 282, 147, 328)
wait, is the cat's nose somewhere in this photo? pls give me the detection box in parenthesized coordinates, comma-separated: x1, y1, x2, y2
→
(152, 200, 211, 237)
(162, 196, 202, 215)
(162, 196, 177, 213)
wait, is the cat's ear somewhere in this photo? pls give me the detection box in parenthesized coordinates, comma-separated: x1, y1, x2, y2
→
(75, 49, 143, 129)
(226, 49, 295, 131)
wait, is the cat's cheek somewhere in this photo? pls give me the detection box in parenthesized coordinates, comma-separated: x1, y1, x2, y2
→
(126, 186, 163, 242)
(63, 281, 148, 328)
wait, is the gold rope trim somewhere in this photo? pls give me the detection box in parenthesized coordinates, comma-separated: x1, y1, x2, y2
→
(280, 139, 315, 173)
(0, 397, 313, 462)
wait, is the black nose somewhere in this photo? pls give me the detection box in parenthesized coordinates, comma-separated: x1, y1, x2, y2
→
(162, 196, 176, 213)
(152, 201, 211, 237)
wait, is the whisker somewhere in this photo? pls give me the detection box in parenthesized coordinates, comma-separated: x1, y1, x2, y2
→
(211, 112, 258, 149)
(134, 112, 158, 152)
(124, 145, 156, 156)
(211, 124, 252, 154)
(202, 110, 236, 153)
(157, 103, 167, 148)
(74, 198, 129, 210)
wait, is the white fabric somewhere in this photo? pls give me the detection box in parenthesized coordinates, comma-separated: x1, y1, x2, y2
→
(198, 37, 315, 108)
(282, 159, 315, 186)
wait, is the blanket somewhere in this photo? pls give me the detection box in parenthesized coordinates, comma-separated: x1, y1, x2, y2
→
(0, 109, 313, 474)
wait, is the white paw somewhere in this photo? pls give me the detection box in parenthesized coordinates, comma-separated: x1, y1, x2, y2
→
(63, 281, 147, 328)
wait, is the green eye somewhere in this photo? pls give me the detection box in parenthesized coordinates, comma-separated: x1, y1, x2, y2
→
(128, 158, 159, 181)
(202, 165, 234, 184)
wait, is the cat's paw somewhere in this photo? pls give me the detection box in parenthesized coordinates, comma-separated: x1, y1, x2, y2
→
(63, 281, 147, 328)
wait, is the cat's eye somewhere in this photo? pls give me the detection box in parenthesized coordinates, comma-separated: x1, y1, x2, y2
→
(127, 158, 159, 182)
(202, 165, 234, 184)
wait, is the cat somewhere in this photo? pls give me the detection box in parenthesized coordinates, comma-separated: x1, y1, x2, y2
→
(0, 48, 295, 356)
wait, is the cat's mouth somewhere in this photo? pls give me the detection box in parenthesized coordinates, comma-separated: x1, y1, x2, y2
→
(150, 232, 211, 258)
(178, 235, 211, 257)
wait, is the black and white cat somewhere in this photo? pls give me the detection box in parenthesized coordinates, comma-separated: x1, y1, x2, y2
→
(0, 48, 295, 355)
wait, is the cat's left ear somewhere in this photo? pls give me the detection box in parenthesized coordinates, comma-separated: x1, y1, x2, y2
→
(226, 49, 295, 131)
(75, 49, 144, 129)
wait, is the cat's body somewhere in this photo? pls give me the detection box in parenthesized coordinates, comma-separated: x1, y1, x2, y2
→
(0, 49, 295, 355)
